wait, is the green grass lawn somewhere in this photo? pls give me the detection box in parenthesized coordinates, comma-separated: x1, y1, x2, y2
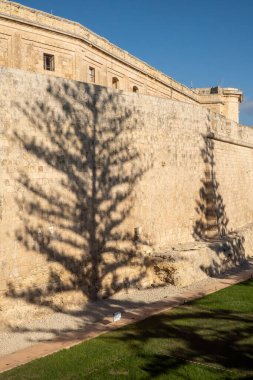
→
(1, 280, 253, 379)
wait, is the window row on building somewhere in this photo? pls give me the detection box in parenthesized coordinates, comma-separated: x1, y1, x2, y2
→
(43, 53, 139, 93)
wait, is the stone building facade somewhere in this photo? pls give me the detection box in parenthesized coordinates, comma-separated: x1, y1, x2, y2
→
(0, 1, 252, 307)
(0, 0, 242, 122)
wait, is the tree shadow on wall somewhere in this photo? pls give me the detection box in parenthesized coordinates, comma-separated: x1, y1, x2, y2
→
(7, 79, 152, 310)
(193, 133, 246, 275)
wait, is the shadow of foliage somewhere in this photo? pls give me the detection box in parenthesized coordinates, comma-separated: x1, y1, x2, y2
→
(193, 133, 246, 276)
(107, 303, 253, 378)
(7, 79, 152, 308)
(193, 134, 229, 240)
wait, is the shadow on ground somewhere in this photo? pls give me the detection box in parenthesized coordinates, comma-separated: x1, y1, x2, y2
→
(3, 279, 253, 379)
(104, 281, 253, 378)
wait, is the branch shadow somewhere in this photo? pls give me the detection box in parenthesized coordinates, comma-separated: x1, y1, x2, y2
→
(121, 307, 253, 378)
(103, 279, 253, 378)
(6, 79, 153, 312)
(193, 133, 246, 276)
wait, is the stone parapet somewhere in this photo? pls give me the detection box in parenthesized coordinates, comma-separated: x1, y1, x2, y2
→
(194, 87, 243, 123)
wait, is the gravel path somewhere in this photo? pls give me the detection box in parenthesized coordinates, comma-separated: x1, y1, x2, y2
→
(0, 262, 251, 358)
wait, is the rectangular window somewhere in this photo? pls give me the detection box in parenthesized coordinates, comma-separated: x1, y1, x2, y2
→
(88, 66, 95, 83)
(43, 53, 55, 71)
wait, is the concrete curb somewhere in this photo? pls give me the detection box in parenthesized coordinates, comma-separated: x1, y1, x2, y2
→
(0, 265, 253, 374)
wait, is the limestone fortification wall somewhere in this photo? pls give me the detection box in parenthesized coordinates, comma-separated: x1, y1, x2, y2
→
(0, 67, 253, 303)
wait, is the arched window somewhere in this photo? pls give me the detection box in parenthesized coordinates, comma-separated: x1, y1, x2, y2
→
(112, 77, 119, 89)
(133, 86, 139, 93)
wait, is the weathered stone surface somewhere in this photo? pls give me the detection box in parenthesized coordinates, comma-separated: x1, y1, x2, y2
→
(153, 227, 253, 287)
(0, 67, 252, 305)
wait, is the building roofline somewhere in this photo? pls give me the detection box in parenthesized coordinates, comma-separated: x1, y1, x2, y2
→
(0, 0, 200, 102)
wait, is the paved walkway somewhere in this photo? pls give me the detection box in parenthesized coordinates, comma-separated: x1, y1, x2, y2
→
(0, 262, 253, 374)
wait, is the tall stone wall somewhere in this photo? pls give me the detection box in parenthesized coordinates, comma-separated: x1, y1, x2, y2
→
(0, 68, 253, 303)
(210, 118, 253, 228)
(213, 141, 253, 229)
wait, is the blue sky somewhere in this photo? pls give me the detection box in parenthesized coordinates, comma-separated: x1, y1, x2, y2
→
(17, 0, 253, 125)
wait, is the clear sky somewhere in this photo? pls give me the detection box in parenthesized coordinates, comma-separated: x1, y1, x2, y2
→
(16, 0, 253, 125)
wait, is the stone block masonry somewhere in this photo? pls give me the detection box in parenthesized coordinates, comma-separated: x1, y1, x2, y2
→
(0, 67, 253, 309)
